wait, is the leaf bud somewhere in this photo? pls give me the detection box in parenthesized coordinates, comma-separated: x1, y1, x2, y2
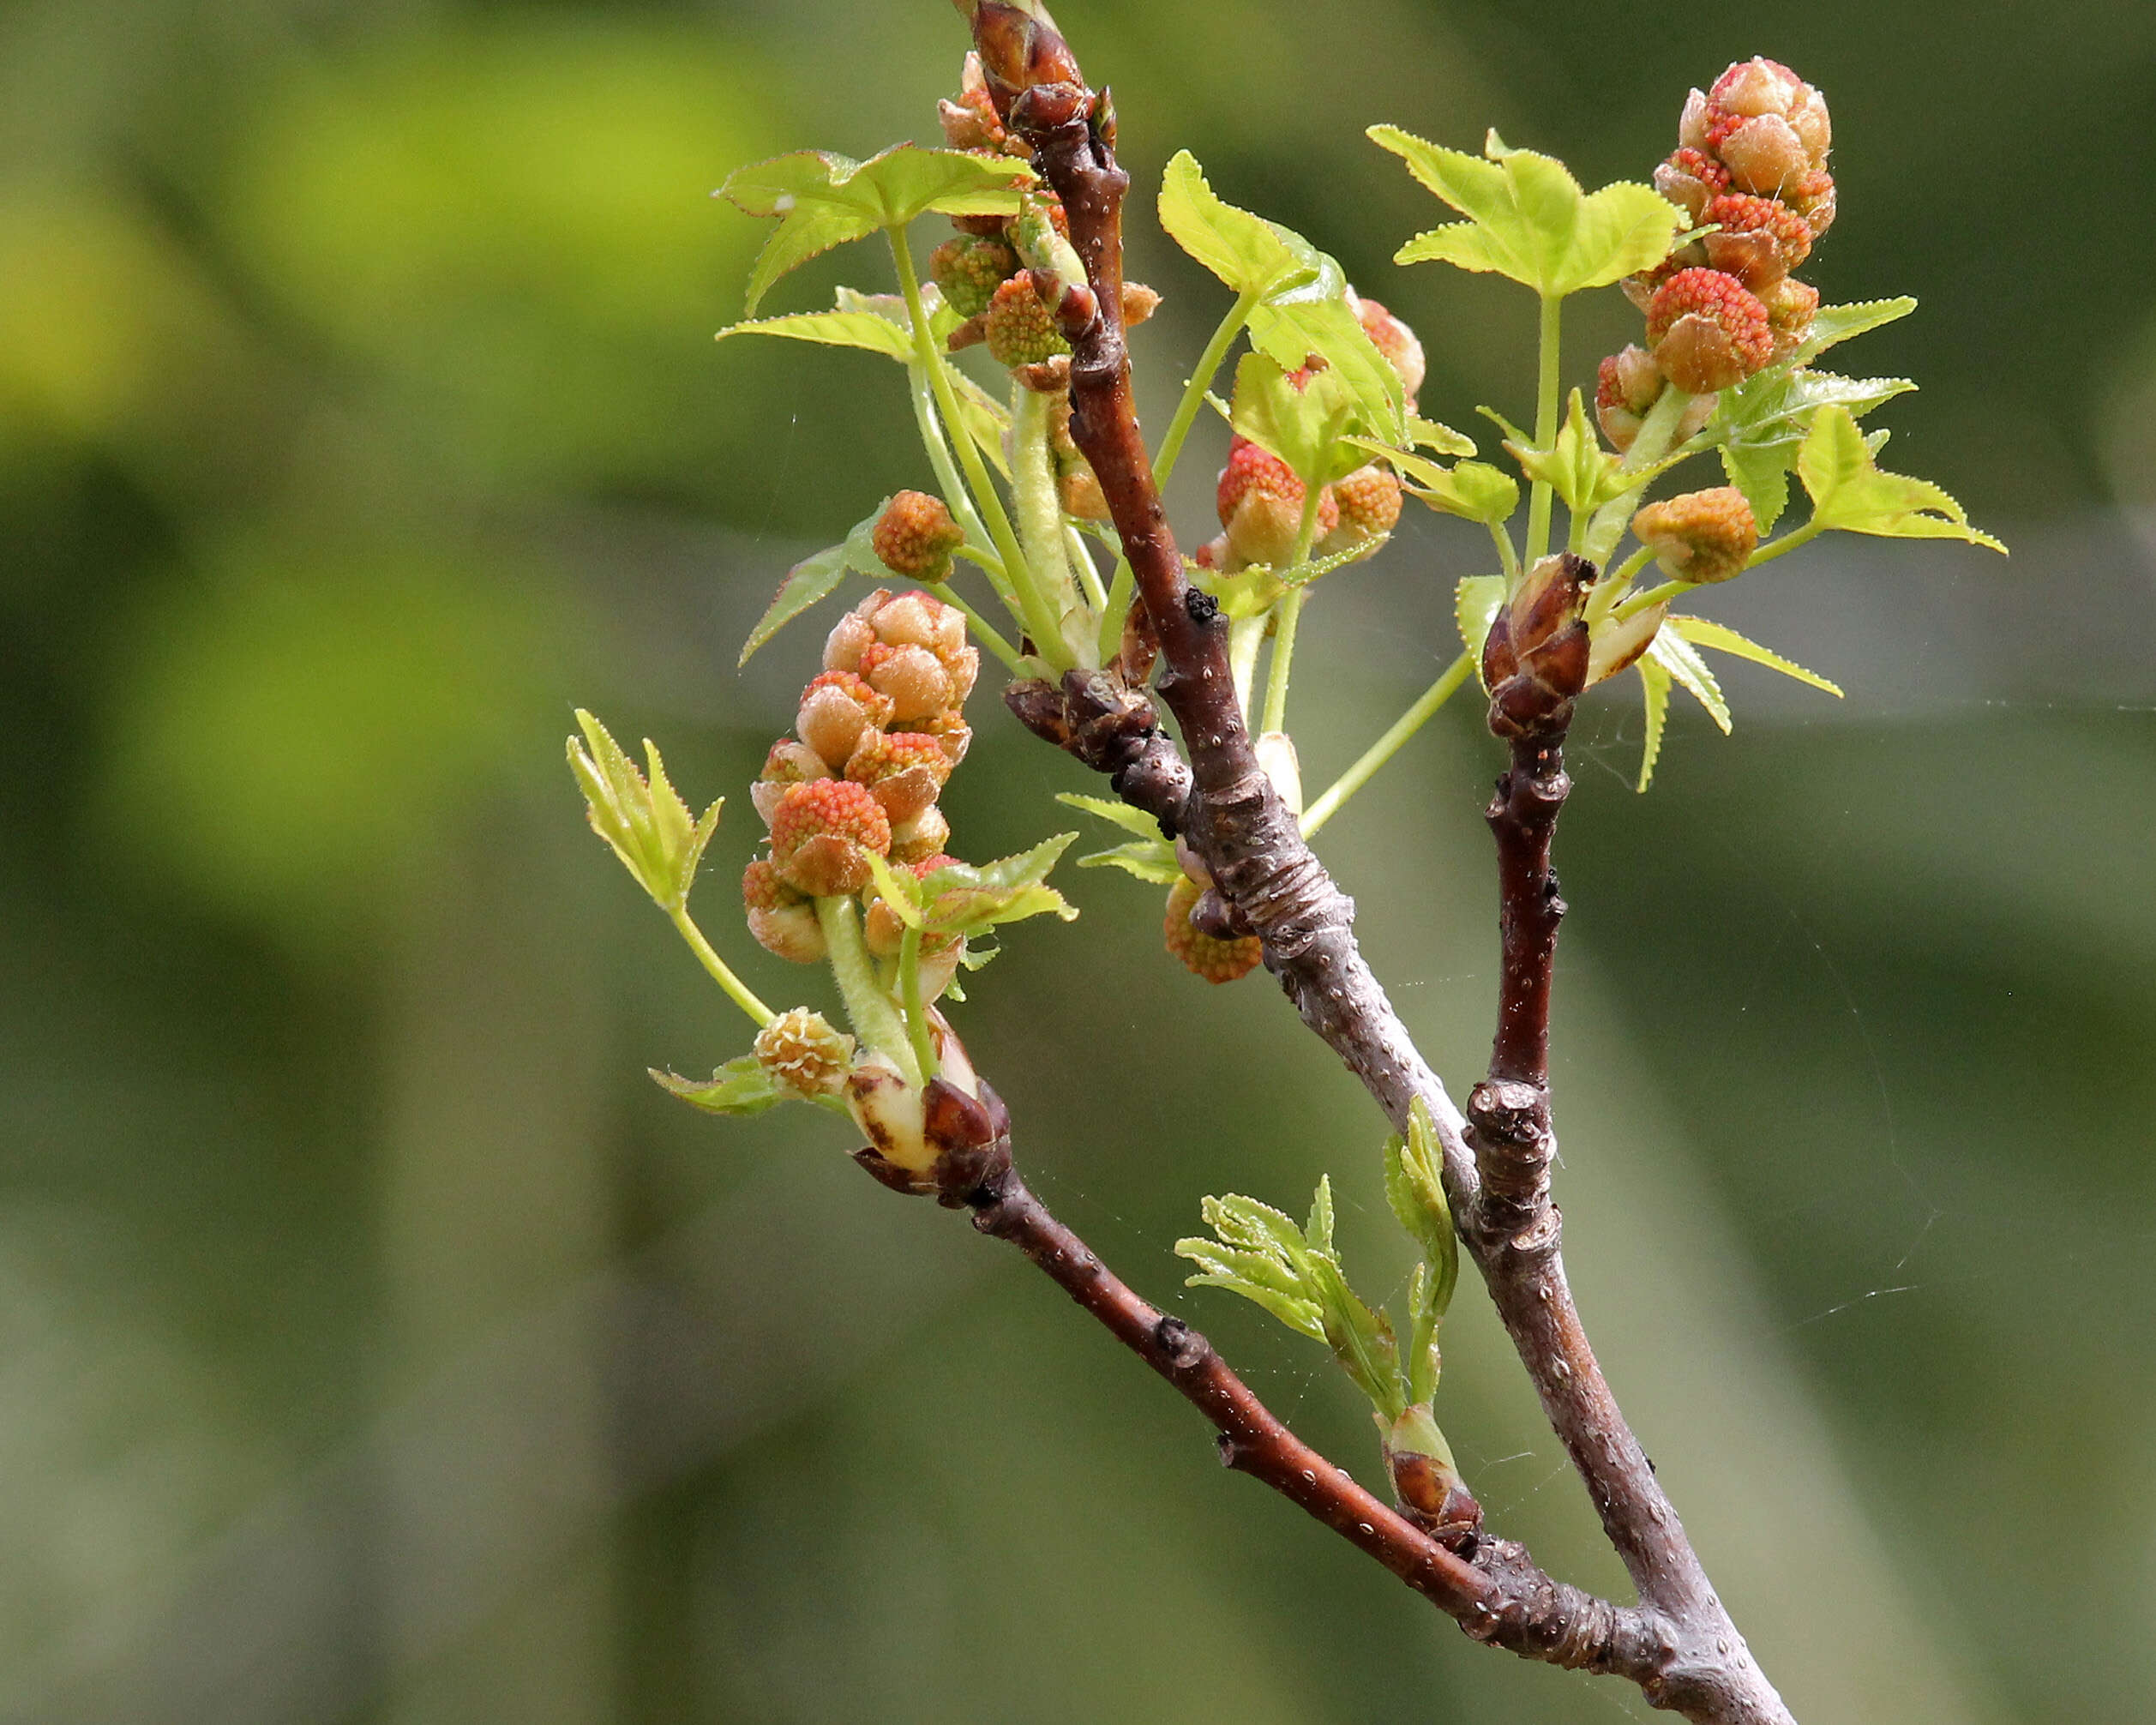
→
(1631, 486, 1758, 584)
(753, 1008, 856, 1101)
(1483, 554, 1593, 740)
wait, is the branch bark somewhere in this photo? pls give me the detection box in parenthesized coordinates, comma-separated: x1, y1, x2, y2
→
(967, 7, 1797, 1720)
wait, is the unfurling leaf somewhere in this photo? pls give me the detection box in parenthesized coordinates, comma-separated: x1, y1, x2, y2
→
(1156, 151, 1310, 298)
(741, 510, 900, 665)
(1671, 617, 1842, 697)
(1228, 352, 1374, 487)
(1635, 655, 1672, 793)
(1247, 298, 1403, 444)
(720, 146, 1035, 312)
(1076, 840, 1184, 885)
(568, 710, 721, 911)
(913, 833, 1080, 938)
(1371, 126, 1680, 299)
(1797, 405, 2006, 550)
(652, 1055, 782, 1117)
(1646, 629, 1731, 734)
(1798, 297, 1918, 363)
(1383, 1099, 1457, 1319)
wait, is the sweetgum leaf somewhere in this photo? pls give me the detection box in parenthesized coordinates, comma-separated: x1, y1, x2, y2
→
(1229, 352, 1372, 486)
(715, 307, 917, 360)
(651, 1056, 783, 1116)
(1156, 151, 1307, 298)
(1797, 405, 2006, 550)
(1076, 841, 1184, 886)
(1672, 617, 1842, 697)
(1247, 297, 1403, 442)
(1054, 791, 1165, 839)
(1799, 296, 1917, 362)
(1635, 656, 1672, 792)
(739, 509, 889, 664)
(1647, 629, 1731, 733)
(1454, 574, 1506, 666)
(1372, 126, 1680, 298)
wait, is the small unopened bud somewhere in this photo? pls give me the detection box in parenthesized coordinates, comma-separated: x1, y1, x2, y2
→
(1354, 294, 1426, 404)
(1324, 462, 1403, 550)
(845, 727, 954, 824)
(742, 858, 826, 963)
(768, 778, 892, 898)
(1631, 486, 1758, 584)
(888, 803, 952, 866)
(1646, 267, 1773, 395)
(1718, 114, 1810, 196)
(750, 738, 832, 826)
(1382, 1406, 1481, 1542)
(982, 271, 1071, 369)
(1700, 193, 1812, 288)
(754, 1008, 856, 1101)
(1163, 875, 1263, 984)
(1216, 439, 1337, 568)
(1483, 554, 1594, 740)
(796, 670, 895, 769)
(929, 233, 1020, 320)
(872, 492, 965, 583)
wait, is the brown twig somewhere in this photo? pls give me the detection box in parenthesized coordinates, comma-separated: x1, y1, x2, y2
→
(960, 1159, 1673, 1686)
(964, 6, 1799, 1721)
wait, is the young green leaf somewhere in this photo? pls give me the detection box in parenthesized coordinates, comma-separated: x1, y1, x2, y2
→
(720, 146, 1035, 312)
(1712, 367, 1918, 532)
(1646, 629, 1731, 733)
(1247, 298, 1403, 442)
(1798, 297, 1918, 363)
(1156, 151, 1309, 298)
(1454, 574, 1506, 664)
(1229, 352, 1376, 487)
(1671, 616, 1842, 697)
(1076, 841, 1185, 886)
(739, 509, 892, 665)
(1055, 790, 1167, 839)
(915, 834, 1081, 939)
(651, 1056, 783, 1117)
(716, 307, 916, 361)
(1797, 404, 2006, 550)
(568, 710, 722, 911)
(1371, 126, 1680, 299)
(1635, 654, 1672, 793)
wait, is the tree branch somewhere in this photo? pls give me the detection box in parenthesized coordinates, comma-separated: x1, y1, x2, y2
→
(956, 8, 1806, 1721)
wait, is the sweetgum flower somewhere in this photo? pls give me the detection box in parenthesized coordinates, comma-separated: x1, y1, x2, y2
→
(1353, 294, 1426, 404)
(887, 803, 951, 866)
(1631, 486, 1759, 584)
(750, 737, 832, 826)
(796, 670, 895, 770)
(742, 858, 826, 963)
(844, 727, 954, 824)
(1646, 267, 1774, 394)
(872, 491, 965, 583)
(1163, 875, 1262, 985)
(982, 271, 1070, 368)
(1324, 463, 1403, 550)
(1216, 438, 1337, 568)
(929, 234, 1020, 320)
(768, 778, 892, 898)
(753, 1009, 856, 1101)
(1700, 194, 1812, 288)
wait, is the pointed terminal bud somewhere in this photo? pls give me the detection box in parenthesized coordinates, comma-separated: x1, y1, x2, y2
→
(982, 271, 1071, 369)
(1324, 462, 1404, 550)
(796, 670, 895, 769)
(1631, 486, 1759, 584)
(768, 778, 892, 898)
(1646, 267, 1774, 395)
(1484, 554, 1594, 740)
(1700, 193, 1813, 287)
(1217, 438, 1337, 568)
(872, 493, 966, 585)
(845, 728, 954, 825)
(1354, 295, 1426, 404)
(750, 738, 832, 826)
(742, 858, 827, 963)
(1383, 1406, 1482, 1543)
(929, 234, 1020, 320)
(754, 1008, 856, 1101)
(1163, 874, 1263, 984)
(966, 0, 1085, 119)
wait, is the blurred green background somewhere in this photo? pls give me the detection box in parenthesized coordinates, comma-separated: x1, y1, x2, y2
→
(5, 1, 2154, 1721)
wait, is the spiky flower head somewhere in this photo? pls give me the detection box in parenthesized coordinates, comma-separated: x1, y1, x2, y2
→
(767, 778, 892, 899)
(929, 233, 1021, 319)
(872, 491, 965, 583)
(1631, 486, 1759, 584)
(1163, 875, 1263, 984)
(982, 271, 1070, 369)
(1216, 438, 1338, 568)
(845, 727, 956, 824)
(754, 1009, 856, 1100)
(1646, 267, 1774, 395)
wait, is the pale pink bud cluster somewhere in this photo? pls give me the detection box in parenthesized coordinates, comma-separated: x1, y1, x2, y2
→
(742, 590, 979, 960)
(1601, 57, 1835, 444)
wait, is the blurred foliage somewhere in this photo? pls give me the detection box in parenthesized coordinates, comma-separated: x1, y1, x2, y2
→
(2, 2, 2153, 1723)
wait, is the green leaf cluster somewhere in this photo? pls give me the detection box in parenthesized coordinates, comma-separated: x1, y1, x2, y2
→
(1797, 405, 2006, 550)
(720, 146, 1035, 312)
(862, 833, 1080, 943)
(567, 709, 720, 913)
(1371, 127, 1680, 300)
(1057, 794, 1183, 886)
(650, 1055, 781, 1117)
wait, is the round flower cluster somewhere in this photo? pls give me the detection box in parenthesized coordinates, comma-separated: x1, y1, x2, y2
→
(934, 49, 1157, 398)
(1600, 57, 1834, 442)
(742, 589, 980, 969)
(1196, 295, 1420, 573)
